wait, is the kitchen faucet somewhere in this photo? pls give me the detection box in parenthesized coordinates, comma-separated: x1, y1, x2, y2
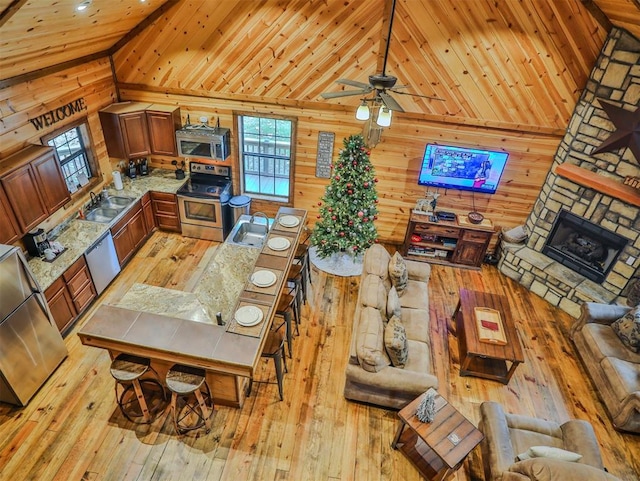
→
(89, 191, 97, 207)
(249, 212, 269, 232)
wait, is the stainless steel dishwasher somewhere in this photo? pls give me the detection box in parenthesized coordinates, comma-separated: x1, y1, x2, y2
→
(85, 231, 121, 295)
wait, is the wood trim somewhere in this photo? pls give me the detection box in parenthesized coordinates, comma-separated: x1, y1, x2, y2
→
(108, 0, 182, 56)
(0, 52, 109, 89)
(117, 83, 567, 136)
(555, 163, 640, 206)
(580, 0, 614, 31)
(0, 0, 28, 28)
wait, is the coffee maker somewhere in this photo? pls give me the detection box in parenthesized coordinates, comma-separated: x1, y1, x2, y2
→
(24, 228, 51, 257)
(126, 159, 137, 179)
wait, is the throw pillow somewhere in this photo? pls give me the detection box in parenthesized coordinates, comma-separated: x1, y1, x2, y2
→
(388, 252, 408, 296)
(611, 305, 640, 353)
(516, 446, 582, 462)
(510, 458, 621, 481)
(387, 286, 402, 319)
(384, 315, 408, 368)
(356, 307, 391, 373)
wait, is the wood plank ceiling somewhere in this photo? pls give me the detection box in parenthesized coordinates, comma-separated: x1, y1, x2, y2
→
(0, 0, 638, 133)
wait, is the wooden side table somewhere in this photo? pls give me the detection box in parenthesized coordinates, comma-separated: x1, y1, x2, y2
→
(392, 389, 483, 481)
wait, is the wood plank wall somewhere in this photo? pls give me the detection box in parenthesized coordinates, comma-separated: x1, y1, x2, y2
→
(120, 87, 561, 247)
(0, 57, 561, 247)
(0, 58, 118, 229)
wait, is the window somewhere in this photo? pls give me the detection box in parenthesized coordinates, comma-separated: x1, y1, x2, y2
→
(237, 114, 295, 202)
(43, 120, 97, 193)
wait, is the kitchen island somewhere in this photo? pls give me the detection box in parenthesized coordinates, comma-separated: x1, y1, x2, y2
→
(78, 207, 307, 407)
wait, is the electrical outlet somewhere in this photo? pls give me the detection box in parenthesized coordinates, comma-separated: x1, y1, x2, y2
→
(626, 256, 636, 266)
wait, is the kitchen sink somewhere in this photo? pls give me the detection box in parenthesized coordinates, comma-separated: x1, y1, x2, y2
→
(85, 207, 122, 223)
(101, 196, 134, 209)
(226, 215, 270, 247)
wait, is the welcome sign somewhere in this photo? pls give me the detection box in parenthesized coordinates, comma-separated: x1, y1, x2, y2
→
(29, 97, 87, 130)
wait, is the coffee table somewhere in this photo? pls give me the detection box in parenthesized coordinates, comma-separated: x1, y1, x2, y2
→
(452, 289, 524, 384)
(392, 389, 483, 480)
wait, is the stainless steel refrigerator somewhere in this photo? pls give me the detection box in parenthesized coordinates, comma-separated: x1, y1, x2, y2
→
(0, 244, 67, 406)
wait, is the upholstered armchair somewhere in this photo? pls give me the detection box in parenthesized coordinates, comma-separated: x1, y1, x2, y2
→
(478, 401, 621, 481)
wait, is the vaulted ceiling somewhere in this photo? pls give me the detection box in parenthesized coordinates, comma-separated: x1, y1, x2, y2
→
(1, 0, 639, 133)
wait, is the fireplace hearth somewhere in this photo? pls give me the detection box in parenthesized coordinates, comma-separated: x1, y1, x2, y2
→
(542, 210, 628, 283)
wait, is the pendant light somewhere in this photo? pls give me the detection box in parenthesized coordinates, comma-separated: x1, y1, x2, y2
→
(356, 101, 370, 121)
(376, 106, 392, 127)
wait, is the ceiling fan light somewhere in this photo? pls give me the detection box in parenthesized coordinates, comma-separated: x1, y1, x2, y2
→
(376, 106, 392, 127)
(356, 103, 370, 121)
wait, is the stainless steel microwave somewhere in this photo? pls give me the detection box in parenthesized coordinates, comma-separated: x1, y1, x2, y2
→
(175, 127, 231, 161)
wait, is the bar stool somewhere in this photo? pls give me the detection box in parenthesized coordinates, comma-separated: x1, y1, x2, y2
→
(287, 263, 307, 307)
(110, 353, 166, 424)
(166, 364, 214, 435)
(247, 328, 288, 401)
(294, 240, 311, 289)
(275, 292, 297, 358)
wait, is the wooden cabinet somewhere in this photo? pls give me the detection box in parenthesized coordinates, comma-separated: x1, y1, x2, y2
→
(99, 102, 180, 159)
(0, 184, 20, 244)
(44, 255, 96, 334)
(402, 213, 494, 269)
(31, 149, 71, 213)
(111, 200, 146, 265)
(151, 191, 181, 232)
(141, 192, 156, 235)
(146, 105, 181, 156)
(0, 145, 70, 234)
(45, 277, 77, 333)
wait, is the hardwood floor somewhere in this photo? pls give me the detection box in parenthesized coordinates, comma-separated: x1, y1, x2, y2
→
(1, 231, 638, 481)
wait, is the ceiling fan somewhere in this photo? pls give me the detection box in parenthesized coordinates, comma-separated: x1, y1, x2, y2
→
(320, 0, 445, 115)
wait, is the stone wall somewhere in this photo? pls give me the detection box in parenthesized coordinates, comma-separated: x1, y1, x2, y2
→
(498, 28, 640, 318)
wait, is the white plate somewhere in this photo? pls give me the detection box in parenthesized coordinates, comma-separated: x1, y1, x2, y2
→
(278, 215, 300, 228)
(234, 306, 264, 327)
(267, 236, 291, 251)
(251, 269, 277, 287)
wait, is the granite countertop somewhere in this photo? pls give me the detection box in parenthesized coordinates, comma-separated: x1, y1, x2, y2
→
(29, 168, 187, 291)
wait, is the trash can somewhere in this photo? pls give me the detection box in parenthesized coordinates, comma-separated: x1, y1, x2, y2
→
(229, 195, 251, 224)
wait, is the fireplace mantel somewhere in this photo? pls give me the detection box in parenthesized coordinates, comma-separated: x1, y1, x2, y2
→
(555, 163, 640, 207)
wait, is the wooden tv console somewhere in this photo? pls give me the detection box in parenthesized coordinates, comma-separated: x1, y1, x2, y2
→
(402, 212, 495, 269)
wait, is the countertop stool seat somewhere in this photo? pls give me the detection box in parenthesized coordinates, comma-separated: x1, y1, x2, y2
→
(166, 364, 214, 435)
(247, 329, 288, 401)
(110, 353, 166, 424)
(275, 292, 297, 358)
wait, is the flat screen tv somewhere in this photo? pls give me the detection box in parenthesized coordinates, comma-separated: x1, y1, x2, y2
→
(418, 144, 509, 194)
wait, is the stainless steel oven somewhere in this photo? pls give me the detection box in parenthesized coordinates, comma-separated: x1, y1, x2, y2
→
(177, 162, 232, 242)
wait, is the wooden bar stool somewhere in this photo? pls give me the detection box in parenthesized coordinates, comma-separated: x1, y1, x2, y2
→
(275, 292, 297, 358)
(247, 329, 288, 401)
(294, 240, 311, 289)
(110, 353, 166, 424)
(166, 364, 214, 435)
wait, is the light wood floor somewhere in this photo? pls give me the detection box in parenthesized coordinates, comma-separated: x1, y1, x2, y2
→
(1, 231, 638, 481)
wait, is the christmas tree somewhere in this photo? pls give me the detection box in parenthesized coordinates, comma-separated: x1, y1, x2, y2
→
(311, 134, 379, 258)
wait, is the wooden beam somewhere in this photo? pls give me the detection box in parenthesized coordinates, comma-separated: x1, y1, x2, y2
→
(0, 52, 110, 89)
(108, 0, 182, 55)
(580, 0, 613, 31)
(0, 0, 28, 28)
(555, 163, 640, 206)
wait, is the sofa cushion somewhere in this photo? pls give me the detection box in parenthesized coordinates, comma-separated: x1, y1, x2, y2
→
(580, 323, 640, 364)
(404, 339, 432, 374)
(360, 274, 388, 313)
(401, 307, 430, 343)
(517, 446, 582, 462)
(387, 286, 402, 319)
(611, 306, 640, 353)
(389, 252, 408, 296)
(363, 244, 391, 281)
(356, 307, 390, 373)
(509, 458, 621, 481)
(384, 315, 408, 368)
(398, 280, 430, 310)
(601, 356, 640, 402)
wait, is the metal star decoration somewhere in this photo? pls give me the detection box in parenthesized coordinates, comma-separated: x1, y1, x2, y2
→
(592, 100, 640, 162)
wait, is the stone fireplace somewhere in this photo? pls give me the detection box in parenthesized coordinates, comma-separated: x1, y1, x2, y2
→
(542, 210, 628, 283)
(498, 28, 640, 318)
